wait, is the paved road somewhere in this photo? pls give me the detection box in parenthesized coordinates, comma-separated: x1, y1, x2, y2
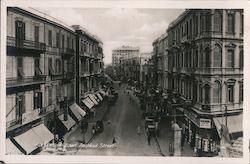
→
(66, 86, 159, 156)
(64, 84, 193, 156)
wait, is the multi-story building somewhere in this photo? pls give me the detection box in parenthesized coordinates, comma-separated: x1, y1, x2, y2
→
(152, 33, 168, 92)
(112, 45, 140, 81)
(6, 7, 104, 155)
(153, 9, 243, 156)
(72, 25, 104, 105)
(139, 52, 153, 83)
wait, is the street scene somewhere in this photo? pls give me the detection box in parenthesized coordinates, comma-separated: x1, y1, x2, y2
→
(5, 7, 243, 158)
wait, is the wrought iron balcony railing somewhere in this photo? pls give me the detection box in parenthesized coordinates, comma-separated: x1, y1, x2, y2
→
(7, 36, 46, 53)
(6, 75, 46, 88)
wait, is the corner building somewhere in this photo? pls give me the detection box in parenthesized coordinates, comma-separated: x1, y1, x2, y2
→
(166, 9, 243, 156)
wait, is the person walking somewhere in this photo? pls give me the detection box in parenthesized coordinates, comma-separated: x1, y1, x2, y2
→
(169, 143, 174, 156)
(147, 134, 151, 145)
(137, 125, 141, 135)
(112, 137, 116, 144)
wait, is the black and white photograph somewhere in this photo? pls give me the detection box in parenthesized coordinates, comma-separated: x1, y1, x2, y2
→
(1, 0, 249, 163)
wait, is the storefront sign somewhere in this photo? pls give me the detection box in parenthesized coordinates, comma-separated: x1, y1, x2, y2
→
(22, 108, 40, 125)
(199, 118, 211, 129)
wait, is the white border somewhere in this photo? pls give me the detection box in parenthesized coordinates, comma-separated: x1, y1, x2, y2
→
(1, 0, 249, 163)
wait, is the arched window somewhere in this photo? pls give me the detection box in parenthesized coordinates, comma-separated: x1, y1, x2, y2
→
(204, 84, 210, 104)
(213, 45, 222, 67)
(214, 11, 222, 33)
(205, 47, 211, 67)
(213, 81, 221, 103)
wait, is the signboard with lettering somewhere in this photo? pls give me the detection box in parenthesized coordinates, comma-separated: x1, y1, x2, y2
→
(22, 108, 40, 125)
(199, 118, 211, 129)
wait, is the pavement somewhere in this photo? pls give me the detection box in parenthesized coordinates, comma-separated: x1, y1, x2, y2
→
(50, 83, 194, 156)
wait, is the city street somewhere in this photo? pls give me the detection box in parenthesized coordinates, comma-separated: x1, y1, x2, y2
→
(65, 84, 193, 156)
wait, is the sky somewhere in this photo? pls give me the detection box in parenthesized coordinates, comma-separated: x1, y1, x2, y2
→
(34, 8, 184, 65)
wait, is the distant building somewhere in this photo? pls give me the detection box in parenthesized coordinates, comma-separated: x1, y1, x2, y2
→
(112, 45, 140, 81)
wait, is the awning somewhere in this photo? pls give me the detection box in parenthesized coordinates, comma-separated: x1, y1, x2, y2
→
(13, 128, 42, 154)
(97, 93, 103, 101)
(69, 103, 86, 121)
(82, 99, 94, 109)
(6, 138, 23, 155)
(89, 94, 98, 105)
(92, 94, 100, 102)
(213, 113, 243, 138)
(100, 89, 108, 96)
(58, 114, 75, 131)
(32, 124, 54, 145)
(85, 97, 95, 107)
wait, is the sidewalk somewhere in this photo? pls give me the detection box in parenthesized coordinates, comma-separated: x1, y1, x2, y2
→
(156, 118, 194, 157)
(65, 99, 109, 144)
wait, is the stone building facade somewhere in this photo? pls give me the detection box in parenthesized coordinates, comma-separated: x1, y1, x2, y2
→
(153, 9, 243, 156)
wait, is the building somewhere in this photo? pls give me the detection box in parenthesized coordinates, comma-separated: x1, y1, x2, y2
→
(112, 45, 140, 81)
(139, 52, 153, 83)
(72, 25, 104, 105)
(153, 9, 243, 156)
(152, 33, 168, 92)
(6, 7, 105, 155)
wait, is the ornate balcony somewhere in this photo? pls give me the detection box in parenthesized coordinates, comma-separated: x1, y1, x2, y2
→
(7, 36, 46, 55)
(6, 75, 46, 88)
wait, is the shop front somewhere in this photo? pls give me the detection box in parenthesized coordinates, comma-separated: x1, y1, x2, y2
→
(183, 110, 220, 156)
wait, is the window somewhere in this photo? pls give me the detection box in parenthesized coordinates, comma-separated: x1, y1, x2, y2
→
(16, 94, 25, 118)
(62, 35, 64, 49)
(48, 58, 54, 75)
(34, 92, 42, 109)
(67, 37, 70, 48)
(56, 32, 60, 48)
(72, 38, 74, 49)
(199, 84, 203, 103)
(34, 26, 39, 42)
(195, 15, 199, 36)
(190, 19, 192, 36)
(204, 84, 210, 104)
(227, 84, 234, 103)
(205, 13, 211, 31)
(194, 49, 198, 67)
(56, 59, 61, 73)
(193, 82, 198, 102)
(239, 83, 243, 102)
(213, 45, 222, 67)
(48, 87, 52, 105)
(34, 58, 42, 76)
(15, 21, 25, 41)
(240, 13, 244, 35)
(239, 50, 243, 70)
(48, 30, 52, 46)
(227, 12, 235, 34)
(214, 11, 222, 33)
(205, 48, 211, 67)
(227, 49, 234, 68)
(17, 57, 24, 79)
(213, 81, 221, 103)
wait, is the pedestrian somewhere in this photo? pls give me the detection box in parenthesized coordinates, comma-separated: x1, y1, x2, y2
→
(112, 137, 116, 144)
(92, 125, 96, 136)
(181, 134, 185, 150)
(147, 134, 151, 145)
(169, 143, 174, 156)
(137, 125, 141, 135)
